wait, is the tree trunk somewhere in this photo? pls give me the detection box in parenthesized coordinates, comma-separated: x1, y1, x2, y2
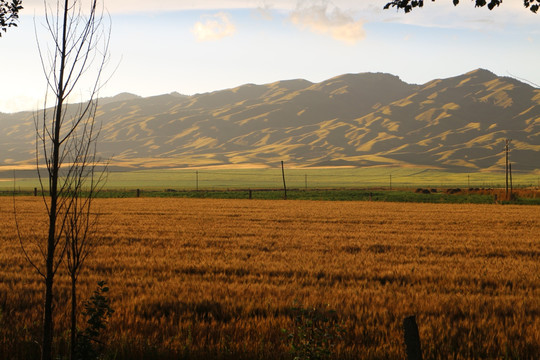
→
(42, 2, 69, 359)
(42, 138, 59, 360)
(70, 276, 77, 360)
(42, 272, 54, 360)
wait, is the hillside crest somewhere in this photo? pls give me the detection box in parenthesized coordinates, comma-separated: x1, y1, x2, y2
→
(1, 69, 539, 172)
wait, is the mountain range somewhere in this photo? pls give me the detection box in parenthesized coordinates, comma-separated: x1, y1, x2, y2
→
(1, 69, 539, 172)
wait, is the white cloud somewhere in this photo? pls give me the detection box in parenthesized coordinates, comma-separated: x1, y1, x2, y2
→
(19, 0, 539, 30)
(21, 0, 258, 13)
(289, 1, 365, 45)
(254, 1, 274, 21)
(21, 0, 366, 13)
(191, 12, 236, 42)
(0, 95, 41, 114)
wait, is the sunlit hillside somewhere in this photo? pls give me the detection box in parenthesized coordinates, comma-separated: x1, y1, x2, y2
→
(1, 69, 538, 172)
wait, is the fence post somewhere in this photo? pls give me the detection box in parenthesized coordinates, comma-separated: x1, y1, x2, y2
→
(136, 189, 140, 198)
(509, 163, 513, 200)
(281, 161, 287, 200)
(403, 316, 422, 360)
(249, 189, 252, 200)
(34, 187, 38, 197)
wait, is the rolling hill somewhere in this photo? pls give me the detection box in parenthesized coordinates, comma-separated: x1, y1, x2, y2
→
(1, 69, 539, 172)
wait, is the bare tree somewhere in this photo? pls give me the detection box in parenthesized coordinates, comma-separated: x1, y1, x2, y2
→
(63, 104, 108, 360)
(15, 1, 110, 359)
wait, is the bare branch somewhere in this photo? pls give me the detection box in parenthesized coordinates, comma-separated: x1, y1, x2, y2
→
(12, 175, 45, 279)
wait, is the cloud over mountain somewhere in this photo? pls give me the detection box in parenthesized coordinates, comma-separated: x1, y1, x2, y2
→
(192, 12, 236, 41)
(290, 1, 365, 44)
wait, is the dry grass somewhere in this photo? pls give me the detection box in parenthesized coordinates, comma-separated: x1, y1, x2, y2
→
(1, 197, 539, 359)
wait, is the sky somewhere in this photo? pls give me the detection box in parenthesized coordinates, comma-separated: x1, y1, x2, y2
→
(1, 0, 539, 113)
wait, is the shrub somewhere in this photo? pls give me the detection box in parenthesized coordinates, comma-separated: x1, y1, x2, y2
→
(74, 281, 114, 360)
(282, 305, 343, 360)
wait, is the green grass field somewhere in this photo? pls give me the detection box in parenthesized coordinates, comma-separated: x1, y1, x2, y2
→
(90, 188, 539, 205)
(3, 167, 540, 204)
(3, 167, 540, 192)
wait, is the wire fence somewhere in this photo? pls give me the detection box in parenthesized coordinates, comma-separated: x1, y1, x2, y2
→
(3, 167, 539, 192)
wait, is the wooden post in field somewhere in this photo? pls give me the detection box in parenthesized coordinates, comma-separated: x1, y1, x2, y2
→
(249, 189, 252, 199)
(504, 139, 511, 200)
(281, 161, 287, 200)
(403, 316, 423, 360)
(509, 163, 513, 200)
(136, 189, 140, 198)
(34, 187, 38, 197)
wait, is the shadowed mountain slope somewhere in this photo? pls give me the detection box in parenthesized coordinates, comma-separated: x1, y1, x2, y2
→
(1, 69, 539, 172)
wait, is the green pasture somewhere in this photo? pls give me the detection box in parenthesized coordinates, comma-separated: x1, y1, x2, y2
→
(3, 167, 539, 192)
(6, 187, 540, 205)
(99, 189, 540, 204)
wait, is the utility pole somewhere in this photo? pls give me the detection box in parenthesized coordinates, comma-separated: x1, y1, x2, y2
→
(504, 139, 511, 200)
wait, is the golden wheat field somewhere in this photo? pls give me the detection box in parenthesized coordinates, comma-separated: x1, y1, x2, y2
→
(0, 197, 539, 359)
